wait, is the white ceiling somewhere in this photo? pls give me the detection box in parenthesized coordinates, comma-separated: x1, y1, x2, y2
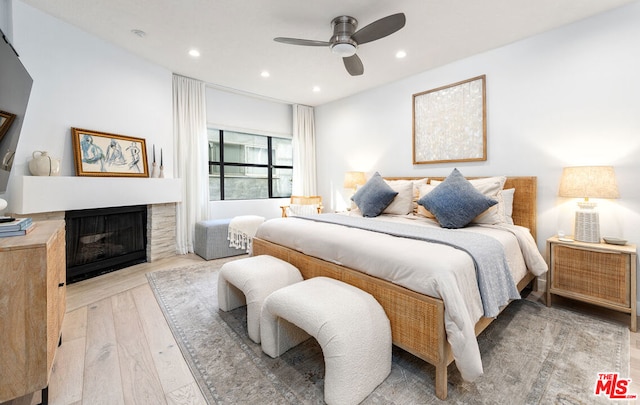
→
(21, 0, 636, 106)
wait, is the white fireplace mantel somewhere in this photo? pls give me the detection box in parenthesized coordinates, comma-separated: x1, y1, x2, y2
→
(13, 176, 182, 214)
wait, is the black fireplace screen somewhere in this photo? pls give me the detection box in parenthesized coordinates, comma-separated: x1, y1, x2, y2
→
(65, 205, 147, 283)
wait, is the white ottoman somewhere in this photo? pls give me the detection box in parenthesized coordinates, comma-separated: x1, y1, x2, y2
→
(217, 255, 302, 344)
(261, 277, 391, 405)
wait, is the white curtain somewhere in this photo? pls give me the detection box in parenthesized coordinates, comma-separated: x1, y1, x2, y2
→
(173, 75, 208, 254)
(292, 104, 317, 196)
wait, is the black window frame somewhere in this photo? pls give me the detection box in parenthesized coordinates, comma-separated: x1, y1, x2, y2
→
(208, 129, 293, 200)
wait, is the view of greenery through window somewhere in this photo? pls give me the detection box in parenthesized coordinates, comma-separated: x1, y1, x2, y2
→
(208, 129, 293, 200)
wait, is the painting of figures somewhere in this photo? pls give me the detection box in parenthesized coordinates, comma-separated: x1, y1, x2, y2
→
(71, 128, 149, 177)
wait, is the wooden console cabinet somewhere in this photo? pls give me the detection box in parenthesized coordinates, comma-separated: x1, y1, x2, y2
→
(0, 220, 66, 403)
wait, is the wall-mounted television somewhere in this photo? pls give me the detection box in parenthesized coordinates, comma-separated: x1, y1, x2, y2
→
(0, 28, 33, 194)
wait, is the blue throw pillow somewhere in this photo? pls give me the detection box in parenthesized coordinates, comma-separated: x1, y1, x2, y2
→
(417, 168, 497, 229)
(351, 172, 399, 217)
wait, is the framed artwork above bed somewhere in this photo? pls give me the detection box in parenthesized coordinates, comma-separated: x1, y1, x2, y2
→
(412, 75, 486, 164)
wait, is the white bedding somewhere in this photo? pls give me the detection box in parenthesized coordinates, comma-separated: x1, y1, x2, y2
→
(255, 213, 548, 382)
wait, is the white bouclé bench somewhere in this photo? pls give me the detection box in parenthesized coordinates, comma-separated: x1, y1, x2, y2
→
(260, 276, 392, 405)
(217, 255, 303, 343)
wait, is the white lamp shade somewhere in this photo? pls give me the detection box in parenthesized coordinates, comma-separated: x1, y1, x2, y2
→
(343, 171, 366, 189)
(558, 166, 619, 199)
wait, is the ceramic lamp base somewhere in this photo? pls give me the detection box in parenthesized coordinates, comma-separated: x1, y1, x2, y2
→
(574, 209, 600, 243)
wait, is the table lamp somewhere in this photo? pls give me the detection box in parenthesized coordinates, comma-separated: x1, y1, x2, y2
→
(558, 166, 619, 243)
(343, 171, 366, 192)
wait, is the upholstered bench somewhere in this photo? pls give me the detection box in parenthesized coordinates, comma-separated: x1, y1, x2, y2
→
(194, 219, 245, 260)
(261, 276, 392, 405)
(217, 255, 302, 343)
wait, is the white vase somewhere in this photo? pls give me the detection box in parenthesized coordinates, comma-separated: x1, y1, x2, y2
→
(28, 151, 61, 176)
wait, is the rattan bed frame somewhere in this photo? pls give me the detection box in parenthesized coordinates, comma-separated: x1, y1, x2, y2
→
(252, 176, 537, 400)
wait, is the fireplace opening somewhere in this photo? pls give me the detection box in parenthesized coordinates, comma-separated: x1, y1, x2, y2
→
(65, 205, 147, 284)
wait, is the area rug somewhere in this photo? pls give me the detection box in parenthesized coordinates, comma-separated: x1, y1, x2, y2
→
(147, 260, 630, 404)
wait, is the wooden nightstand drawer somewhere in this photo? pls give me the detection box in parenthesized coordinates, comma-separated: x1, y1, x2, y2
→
(550, 244, 630, 307)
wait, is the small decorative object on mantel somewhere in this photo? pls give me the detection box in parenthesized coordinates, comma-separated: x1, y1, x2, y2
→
(71, 128, 149, 177)
(412, 75, 487, 164)
(159, 148, 164, 178)
(28, 151, 61, 176)
(0, 198, 10, 222)
(150, 144, 159, 178)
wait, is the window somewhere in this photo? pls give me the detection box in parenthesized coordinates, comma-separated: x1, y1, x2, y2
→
(208, 129, 293, 200)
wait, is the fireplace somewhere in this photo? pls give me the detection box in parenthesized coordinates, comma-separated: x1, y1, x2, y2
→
(65, 205, 147, 283)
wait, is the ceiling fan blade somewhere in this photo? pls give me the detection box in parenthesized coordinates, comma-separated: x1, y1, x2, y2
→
(274, 37, 331, 47)
(343, 54, 363, 76)
(351, 13, 406, 45)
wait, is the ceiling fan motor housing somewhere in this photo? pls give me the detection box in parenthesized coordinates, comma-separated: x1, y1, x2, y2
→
(330, 16, 358, 56)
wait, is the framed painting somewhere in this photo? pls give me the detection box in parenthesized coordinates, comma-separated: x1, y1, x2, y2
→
(71, 128, 149, 177)
(0, 110, 16, 142)
(412, 75, 486, 164)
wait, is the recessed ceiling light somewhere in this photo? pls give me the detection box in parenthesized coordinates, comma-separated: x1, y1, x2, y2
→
(312, 86, 321, 92)
(188, 49, 201, 57)
(131, 29, 146, 38)
(261, 70, 270, 78)
(396, 50, 407, 59)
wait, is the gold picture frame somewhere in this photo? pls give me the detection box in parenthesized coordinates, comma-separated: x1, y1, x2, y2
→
(0, 110, 16, 142)
(412, 75, 486, 164)
(72, 128, 149, 177)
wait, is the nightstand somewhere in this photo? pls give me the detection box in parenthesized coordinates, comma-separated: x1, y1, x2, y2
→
(546, 236, 637, 331)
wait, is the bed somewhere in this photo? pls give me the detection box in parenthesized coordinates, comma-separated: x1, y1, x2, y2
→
(252, 176, 546, 399)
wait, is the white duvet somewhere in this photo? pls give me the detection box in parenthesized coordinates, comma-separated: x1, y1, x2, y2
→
(255, 213, 548, 381)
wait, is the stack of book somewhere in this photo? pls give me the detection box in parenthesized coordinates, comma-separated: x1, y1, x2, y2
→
(0, 217, 35, 237)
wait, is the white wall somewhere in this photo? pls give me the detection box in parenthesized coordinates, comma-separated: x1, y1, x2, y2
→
(205, 86, 292, 220)
(3, 1, 173, 210)
(315, 4, 640, 295)
(0, 0, 11, 39)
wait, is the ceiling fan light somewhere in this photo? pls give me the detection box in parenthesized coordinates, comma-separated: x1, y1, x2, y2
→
(331, 43, 357, 57)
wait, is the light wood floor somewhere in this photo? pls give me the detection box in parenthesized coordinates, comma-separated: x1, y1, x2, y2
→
(4, 253, 212, 405)
(3, 255, 639, 405)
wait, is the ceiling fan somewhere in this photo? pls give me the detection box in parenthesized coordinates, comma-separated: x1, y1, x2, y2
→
(274, 12, 406, 76)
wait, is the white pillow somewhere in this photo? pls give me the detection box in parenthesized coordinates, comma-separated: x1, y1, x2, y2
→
(416, 183, 437, 219)
(382, 181, 414, 215)
(473, 191, 505, 224)
(472, 187, 516, 225)
(386, 178, 428, 215)
(502, 188, 515, 225)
